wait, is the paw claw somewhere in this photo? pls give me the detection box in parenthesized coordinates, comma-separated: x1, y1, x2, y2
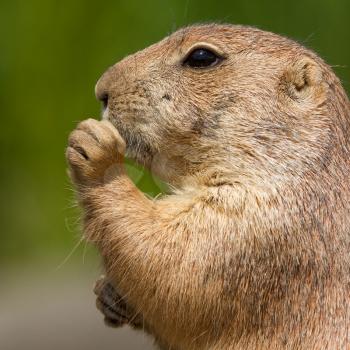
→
(93, 276, 143, 329)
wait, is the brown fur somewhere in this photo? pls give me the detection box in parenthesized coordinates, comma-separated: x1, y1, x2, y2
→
(66, 24, 350, 349)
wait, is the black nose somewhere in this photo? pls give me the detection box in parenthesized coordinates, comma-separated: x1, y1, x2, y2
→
(95, 68, 113, 109)
(99, 93, 108, 109)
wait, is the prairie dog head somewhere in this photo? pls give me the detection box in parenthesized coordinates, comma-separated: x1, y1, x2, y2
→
(95, 24, 349, 188)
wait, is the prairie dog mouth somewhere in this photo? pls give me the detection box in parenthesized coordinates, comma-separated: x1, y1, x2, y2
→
(101, 108, 109, 121)
(101, 110, 154, 167)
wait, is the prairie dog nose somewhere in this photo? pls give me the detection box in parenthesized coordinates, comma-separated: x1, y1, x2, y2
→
(98, 92, 109, 109)
(95, 84, 109, 110)
(95, 68, 114, 109)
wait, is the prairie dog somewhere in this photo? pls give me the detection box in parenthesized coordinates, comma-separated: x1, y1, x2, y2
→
(66, 24, 350, 349)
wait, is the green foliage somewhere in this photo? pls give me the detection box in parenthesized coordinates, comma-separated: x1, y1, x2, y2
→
(0, 0, 349, 263)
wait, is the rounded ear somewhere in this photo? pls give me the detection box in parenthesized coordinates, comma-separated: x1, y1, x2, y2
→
(281, 57, 325, 101)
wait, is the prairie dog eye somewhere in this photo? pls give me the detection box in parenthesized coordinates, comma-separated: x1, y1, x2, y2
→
(183, 48, 222, 68)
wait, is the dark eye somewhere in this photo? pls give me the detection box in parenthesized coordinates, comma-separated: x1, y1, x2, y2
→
(183, 48, 221, 68)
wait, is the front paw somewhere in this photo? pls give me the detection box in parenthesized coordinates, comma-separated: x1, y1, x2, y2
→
(94, 276, 143, 329)
(66, 118, 126, 187)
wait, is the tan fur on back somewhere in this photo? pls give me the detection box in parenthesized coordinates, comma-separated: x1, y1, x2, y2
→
(67, 24, 350, 349)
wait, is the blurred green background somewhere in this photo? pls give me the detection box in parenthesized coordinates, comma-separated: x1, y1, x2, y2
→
(0, 0, 349, 349)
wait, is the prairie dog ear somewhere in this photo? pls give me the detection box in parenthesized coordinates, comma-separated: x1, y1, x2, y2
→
(281, 57, 325, 100)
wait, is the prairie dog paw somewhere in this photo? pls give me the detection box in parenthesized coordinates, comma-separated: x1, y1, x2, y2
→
(94, 276, 143, 329)
(66, 119, 126, 187)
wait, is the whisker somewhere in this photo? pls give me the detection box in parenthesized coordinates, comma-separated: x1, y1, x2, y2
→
(55, 236, 85, 271)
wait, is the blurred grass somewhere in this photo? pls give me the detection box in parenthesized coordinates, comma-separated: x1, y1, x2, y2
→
(0, 0, 349, 264)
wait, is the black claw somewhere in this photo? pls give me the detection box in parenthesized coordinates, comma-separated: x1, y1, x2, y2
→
(74, 146, 89, 160)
